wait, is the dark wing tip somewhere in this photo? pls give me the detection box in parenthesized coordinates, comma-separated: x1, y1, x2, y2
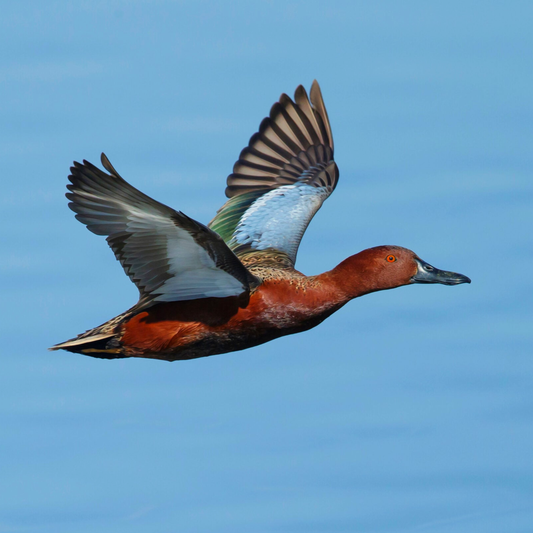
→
(100, 152, 123, 179)
(309, 80, 333, 151)
(309, 80, 322, 104)
(294, 84, 309, 102)
(225, 80, 337, 199)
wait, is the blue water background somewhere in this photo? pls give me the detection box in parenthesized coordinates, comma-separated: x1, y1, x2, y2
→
(1, 2, 532, 531)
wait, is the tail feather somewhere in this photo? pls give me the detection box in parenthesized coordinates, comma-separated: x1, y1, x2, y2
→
(50, 332, 114, 350)
(49, 309, 133, 358)
(49, 331, 124, 358)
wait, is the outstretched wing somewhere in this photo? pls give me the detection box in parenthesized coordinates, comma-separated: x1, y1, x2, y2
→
(67, 154, 259, 309)
(209, 80, 338, 267)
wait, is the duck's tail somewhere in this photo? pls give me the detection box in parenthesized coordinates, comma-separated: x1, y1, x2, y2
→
(49, 333, 122, 357)
(49, 311, 130, 359)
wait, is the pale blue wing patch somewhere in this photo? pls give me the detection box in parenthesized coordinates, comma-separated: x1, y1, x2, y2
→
(209, 81, 339, 267)
(231, 184, 330, 264)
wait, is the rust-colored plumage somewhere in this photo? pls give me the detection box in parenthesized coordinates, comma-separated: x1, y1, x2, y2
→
(51, 82, 470, 361)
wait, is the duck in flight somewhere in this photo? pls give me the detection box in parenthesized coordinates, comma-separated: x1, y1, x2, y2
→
(51, 81, 470, 361)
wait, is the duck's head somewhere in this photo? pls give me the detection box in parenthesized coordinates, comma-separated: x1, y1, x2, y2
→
(335, 245, 471, 298)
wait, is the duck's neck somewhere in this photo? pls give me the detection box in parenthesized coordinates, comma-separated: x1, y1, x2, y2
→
(319, 252, 388, 301)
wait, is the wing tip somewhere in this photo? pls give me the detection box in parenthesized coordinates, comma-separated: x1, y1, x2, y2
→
(309, 79, 322, 103)
(224, 79, 337, 202)
(100, 152, 123, 179)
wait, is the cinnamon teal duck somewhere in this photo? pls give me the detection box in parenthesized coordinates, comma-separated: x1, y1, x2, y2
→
(51, 81, 470, 361)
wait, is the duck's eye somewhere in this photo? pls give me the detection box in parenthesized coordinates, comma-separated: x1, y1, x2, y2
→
(386, 255, 396, 263)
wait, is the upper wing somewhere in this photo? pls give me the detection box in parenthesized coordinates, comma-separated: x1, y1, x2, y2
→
(209, 80, 338, 267)
(67, 154, 259, 309)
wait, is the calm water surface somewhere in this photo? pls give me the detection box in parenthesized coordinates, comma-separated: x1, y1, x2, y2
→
(1, 2, 531, 531)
